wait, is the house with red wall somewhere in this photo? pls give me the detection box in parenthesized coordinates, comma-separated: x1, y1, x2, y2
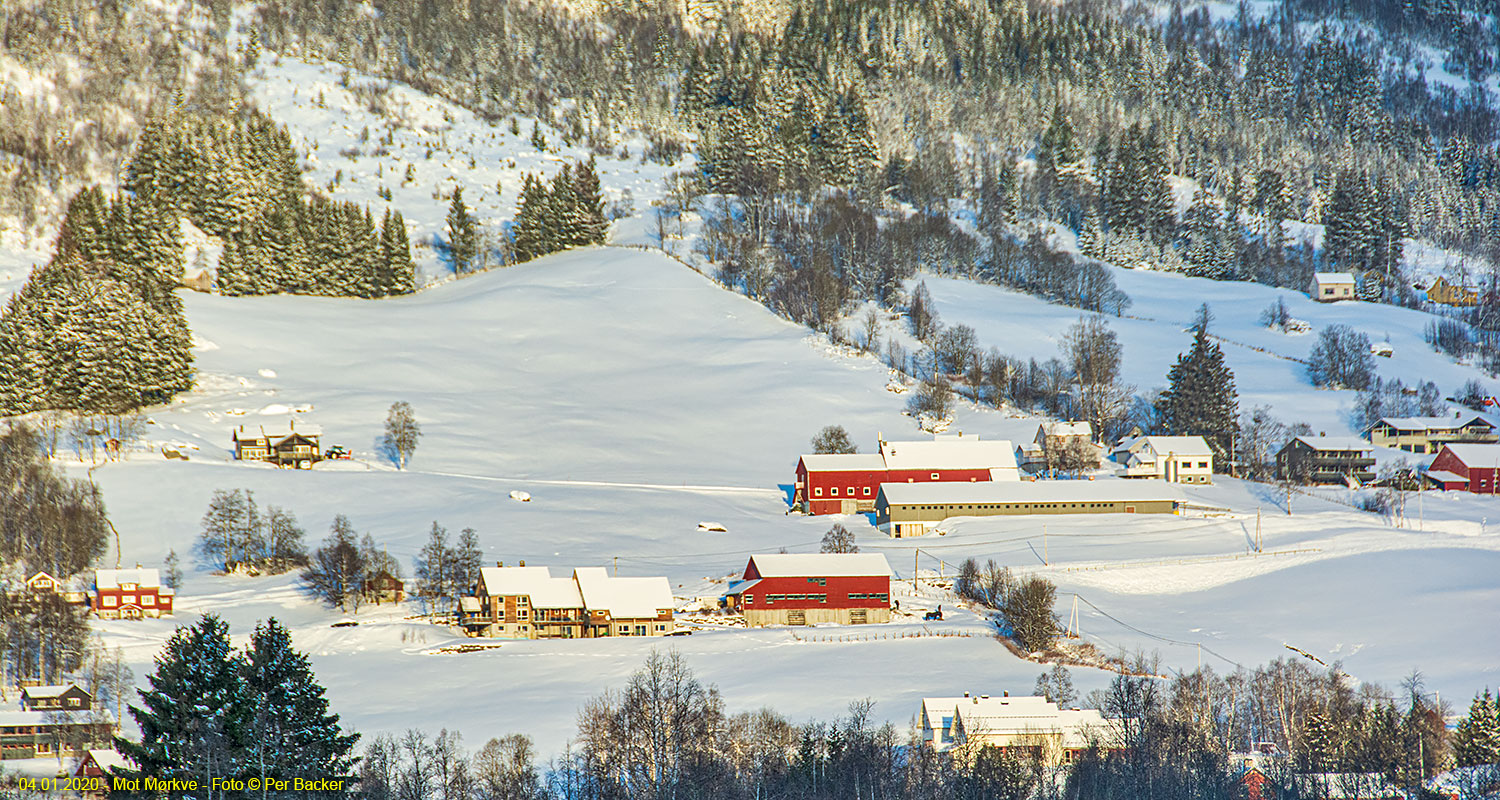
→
(794, 433, 1018, 515)
(92, 567, 174, 619)
(1427, 443, 1500, 493)
(724, 553, 892, 626)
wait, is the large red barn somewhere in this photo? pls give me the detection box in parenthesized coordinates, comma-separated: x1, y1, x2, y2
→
(795, 434, 1019, 514)
(1427, 443, 1500, 493)
(725, 553, 892, 626)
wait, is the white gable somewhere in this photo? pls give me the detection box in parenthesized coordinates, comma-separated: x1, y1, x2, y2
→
(477, 566, 583, 608)
(879, 436, 1018, 472)
(96, 568, 161, 590)
(574, 568, 675, 618)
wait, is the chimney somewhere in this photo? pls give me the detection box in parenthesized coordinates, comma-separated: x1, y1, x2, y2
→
(135, 562, 142, 569)
(963, 692, 969, 698)
(519, 559, 526, 567)
(1002, 690, 1008, 697)
(497, 561, 503, 568)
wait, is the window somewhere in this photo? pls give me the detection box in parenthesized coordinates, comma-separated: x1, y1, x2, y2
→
(635, 625, 647, 636)
(103, 597, 117, 607)
(863, 487, 871, 495)
(656, 624, 666, 632)
(142, 595, 155, 606)
(619, 625, 632, 635)
(831, 487, 839, 496)
(815, 488, 823, 496)
(1198, 462, 1208, 469)
(67, 698, 80, 708)
(744, 594, 754, 604)
(124, 595, 136, 605)
(806, 577, 826, 586)
(1324, 287, 1334, 295)
(931, 472, 940, 479)
(847, 487, 854, 495)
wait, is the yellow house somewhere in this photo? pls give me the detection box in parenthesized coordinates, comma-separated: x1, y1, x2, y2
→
(920, 694, 1120, 765)
(1427, 276, 1478, 306)
(1310, 272, 1355, 302)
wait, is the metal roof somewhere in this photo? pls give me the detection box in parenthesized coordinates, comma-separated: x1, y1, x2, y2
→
(747, 553, 893, 578)
(878, 479, 1182, 506)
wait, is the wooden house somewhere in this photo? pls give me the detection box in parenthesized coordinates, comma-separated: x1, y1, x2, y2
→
(362, 570, 405, 604)
(794, 433, 1018, 515)
(1427, 276, 1478, 306)
(1310, 272, 1355, 301)
(723, 554, 891, 626)
(0, 711, 112, 760)
(21, 684, 92, 712)
(23, 572, 89, 605)
(92, 567, 174, 619)
(1113, 436, 1214, 483)
(1365, 413, 1497, 454)
(1276, 437, 1377, 485)
(231, 421, 323, 469)
(920, 693, 1119, 765)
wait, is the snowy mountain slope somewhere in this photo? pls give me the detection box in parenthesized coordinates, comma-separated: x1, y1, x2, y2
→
(916, 265, 1495, 441)
(61, 246, 1499, 754)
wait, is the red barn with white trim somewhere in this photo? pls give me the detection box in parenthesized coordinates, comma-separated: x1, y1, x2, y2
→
(795, 434, 1018, 515)
(1428, 443, 1500, 493)
(725, 553, 892, 626)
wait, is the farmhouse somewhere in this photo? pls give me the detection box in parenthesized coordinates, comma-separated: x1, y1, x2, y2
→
(1426, 443, 1500, 493)
(21, 684, 91, 712)
(1365, 413, 1497, 453)
(20, 572, 88, 605)
(876, 481, 1181, 537)
(1276, 436, 1377, 485)
(462, 563, 674, 639)
(1310, 272, 1355, 301)
(75, 748, 129, 780)
(723, 553, 891, 627)
(919, 693, 1117, 764)
(232, 421, 324, 468)
(91, 567, 174, 619)
(1113, 435, 1214, 483)
(0, 710, 112, 760)
(794, 433, 1018, 515)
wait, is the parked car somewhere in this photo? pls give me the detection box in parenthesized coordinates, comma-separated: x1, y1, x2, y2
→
(324, 445, 351, 460)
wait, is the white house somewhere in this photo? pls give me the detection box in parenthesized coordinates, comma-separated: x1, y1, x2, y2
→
(920, 693, 1117, 764)
(1310, 272, 1355, 302)
(1113, 435, 1214, 484)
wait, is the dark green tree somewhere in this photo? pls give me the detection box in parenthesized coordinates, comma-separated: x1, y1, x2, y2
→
(1156, 310, 1239, 466)
(245, 618, 360, 792)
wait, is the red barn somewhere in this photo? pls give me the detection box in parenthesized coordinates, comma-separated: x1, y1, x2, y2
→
(725, 553, 892, 626)
(1427, 443, 1500, 493)
(795, 434, 1019, 515)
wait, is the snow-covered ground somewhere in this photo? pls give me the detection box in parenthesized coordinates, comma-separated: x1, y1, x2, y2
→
(50, 247, 1499, 756)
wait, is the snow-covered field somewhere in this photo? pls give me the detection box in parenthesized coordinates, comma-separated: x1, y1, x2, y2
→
(52, 247, 1500, 755)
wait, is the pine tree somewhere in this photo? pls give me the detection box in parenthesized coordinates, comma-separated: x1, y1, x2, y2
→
(379, 209, 417, 295)
(245, 618, 360, 788)
(1156, 309, 1238, 467)
(116, 614, 256, 795)
(512, 173, 551, 263)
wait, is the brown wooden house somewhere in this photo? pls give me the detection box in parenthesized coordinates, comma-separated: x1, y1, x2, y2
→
(21, 684, 92, 712)
(232, 421, 323, 469)
(362, 570, 405, 604)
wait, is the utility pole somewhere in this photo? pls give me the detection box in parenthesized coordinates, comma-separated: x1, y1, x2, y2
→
(1255, 508, 1262, 553)
(613, 556, 618, 576)
(1043, 523, 1049, 566)
(914, 549, 920, 592)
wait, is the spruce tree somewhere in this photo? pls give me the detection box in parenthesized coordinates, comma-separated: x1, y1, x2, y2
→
(1452, 689, 1500, 768)
(245, 618, 360, 789)
(512, 174, 550, 263)
(116, 614, 256, 795)
(1156, 309, 1238, 467)
(446, 188, 478, 274)
(574, 158, 608, 245)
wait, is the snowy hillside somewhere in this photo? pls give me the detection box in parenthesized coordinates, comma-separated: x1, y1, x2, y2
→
(63, 246, 1500, 754)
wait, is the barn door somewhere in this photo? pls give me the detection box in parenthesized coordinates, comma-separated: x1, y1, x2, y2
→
(787, 610, 807, 626)
(841, 499, 858, 514)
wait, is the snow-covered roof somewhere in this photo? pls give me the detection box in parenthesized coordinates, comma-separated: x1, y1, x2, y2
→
(573, 568, 674, 618)
(1437, 443, 1500, 465)
(1425, 469, 1466, 483)
(1137, 436, 1213, 457)
(234, 423, 324, 440)
(724, 578, 761, 596)
(878, 479, 1182, 506)
(1371, 413, 1490, 431)
(1292, 436, 1373, 452)
(95, 568, 161, 589)
(921, 697, 967, 725)
(952, 696, 1113, 747)
(22, 684, 82, 699)
(747, 553, 892, 578)
(476, 566, 583, 608)
(84, 750, 130, 773)
(1039, 421, 1092, 438)
(799, 453, 887, 472)
(459, 596, 480, 612)
(879, 435, 1017, 471)
(1313, 272, 1356, 284)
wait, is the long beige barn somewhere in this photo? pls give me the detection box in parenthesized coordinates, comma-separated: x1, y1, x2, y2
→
(875, 480, 1182, 537)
